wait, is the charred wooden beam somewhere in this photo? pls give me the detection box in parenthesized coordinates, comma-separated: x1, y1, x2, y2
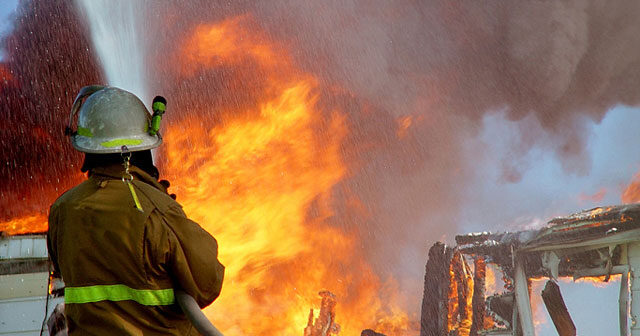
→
(452, 252, 465, 327)
(421, 242, 454, 336)
(451, 251, 473, 334)
(541, 280, 576, 336)
(303, 291, 340, 336)
(487, 293, 513, 327)
(455, 232, 502, 246)
(470, 257, 486, 336)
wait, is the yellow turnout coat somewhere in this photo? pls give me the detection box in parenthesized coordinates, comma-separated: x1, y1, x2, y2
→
(48, 164, 225, 335)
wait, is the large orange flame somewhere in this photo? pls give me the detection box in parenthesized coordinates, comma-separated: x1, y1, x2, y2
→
(446, 253, 473, 335)
(0, 214, 47, 235)
(0, 170, 85, 235)
(622, 172, 640, 203)
(161, 16, 412, 335)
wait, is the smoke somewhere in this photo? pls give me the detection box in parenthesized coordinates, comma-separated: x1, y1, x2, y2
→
(142, 0, 640, 284)
(4, 0, 640, 313)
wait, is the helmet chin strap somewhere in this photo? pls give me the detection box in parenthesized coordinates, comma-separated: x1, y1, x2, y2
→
(121, 145, 144, 212)
(65, 85, 106, 136)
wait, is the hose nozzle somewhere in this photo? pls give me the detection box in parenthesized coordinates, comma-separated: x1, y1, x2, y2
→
(149, 96, 167, 136)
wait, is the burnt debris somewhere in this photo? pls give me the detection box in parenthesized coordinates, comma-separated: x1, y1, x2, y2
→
(421, 204, 640, 336)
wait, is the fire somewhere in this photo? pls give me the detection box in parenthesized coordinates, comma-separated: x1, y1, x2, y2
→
(573, 274, 622, 288)
(447, 262, 460, 332)
(396, 116, 413, 139)
(529, 278, 548, 332)
(161, 16, 411, 335)
(0, 213, 47, 235)
(622, 172, 640, 203)
(180, 16, 280, 76)
(531, 275, 622, 331)
(553, 221, 608, 232)
(446, 253, 473, 335)
(0, 64, 15, 86)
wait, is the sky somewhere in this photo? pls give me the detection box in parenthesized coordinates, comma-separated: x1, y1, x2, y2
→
(464, 108, 635, 334)
(1, 1, 638, 335)
(462, 104, 640, 235)
(460, 89, 640, 336)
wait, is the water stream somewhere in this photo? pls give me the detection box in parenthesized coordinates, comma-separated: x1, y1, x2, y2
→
(74, 0, 148, 104)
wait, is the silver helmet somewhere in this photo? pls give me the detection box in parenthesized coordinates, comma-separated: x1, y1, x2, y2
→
(67, 86, 162, 153)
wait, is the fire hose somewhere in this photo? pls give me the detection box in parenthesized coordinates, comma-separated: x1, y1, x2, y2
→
(43, 287, 224, 335)
(175, 290, 225, 336)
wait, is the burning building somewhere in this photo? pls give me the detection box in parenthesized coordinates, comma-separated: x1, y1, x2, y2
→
(421, 204, 640, 336)
(5, 1, 640, 335)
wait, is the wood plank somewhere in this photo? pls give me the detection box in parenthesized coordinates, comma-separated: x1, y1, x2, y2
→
(541, 280, 576, 336)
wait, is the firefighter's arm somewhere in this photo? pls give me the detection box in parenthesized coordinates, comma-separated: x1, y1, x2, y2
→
(161, 205, 225, 308)
(46, 206, 61, 278)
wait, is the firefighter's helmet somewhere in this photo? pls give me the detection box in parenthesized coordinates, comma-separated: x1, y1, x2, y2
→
(67, 86, 162, 153)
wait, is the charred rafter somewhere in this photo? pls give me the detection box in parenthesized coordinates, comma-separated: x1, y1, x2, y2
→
(422, 203, 640, 336)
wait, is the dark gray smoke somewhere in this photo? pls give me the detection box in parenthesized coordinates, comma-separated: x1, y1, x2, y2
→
(250, 1, 640, 173)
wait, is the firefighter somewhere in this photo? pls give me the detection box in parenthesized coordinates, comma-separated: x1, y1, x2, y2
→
(47, 86, 225, 335)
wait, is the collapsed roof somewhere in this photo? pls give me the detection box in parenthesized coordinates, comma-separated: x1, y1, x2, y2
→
(420, 204, 640, 336)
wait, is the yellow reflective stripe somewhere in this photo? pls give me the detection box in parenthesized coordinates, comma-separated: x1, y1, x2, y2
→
(76, 127, 94, 137)
(126, 181, 144, 212)
(100, 139, 143, 148)
(65, 285, 175, 305)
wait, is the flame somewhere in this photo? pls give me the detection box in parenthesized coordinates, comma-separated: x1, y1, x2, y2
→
(551, 206, 617, 232)
(161, 16, 411, 335)
(0, 63, 16, 87)
(447, 261, 460, 331)
(529, 278, 548, 333)
(446, 253, 473, 335)
(180, 16, 280, 77)
(530, 275, 621, 331)
(445, 256, 504, 334)
(622, 172, 640, 203)
(578, 188, 607, 203)
(587, 207, 609, 216)
(573, 274, 622, 288)
(396, 116, 413, 139)
(0, 214, 47, 235)
(553, 221, 609, 232)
